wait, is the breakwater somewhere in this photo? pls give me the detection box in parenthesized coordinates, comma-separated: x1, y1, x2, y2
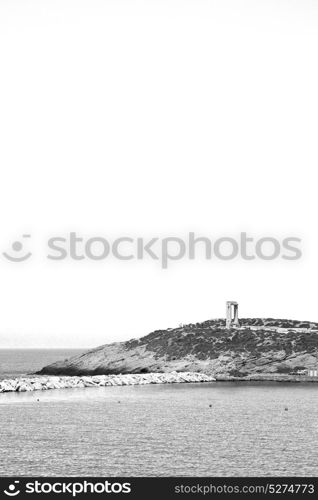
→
(0, 372, 216, 393)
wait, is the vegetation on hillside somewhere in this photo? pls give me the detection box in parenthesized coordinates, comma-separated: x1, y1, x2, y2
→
(125, 319, 318, 362)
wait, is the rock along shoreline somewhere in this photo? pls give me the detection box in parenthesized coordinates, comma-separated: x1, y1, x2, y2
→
(0, 372, 216, 393)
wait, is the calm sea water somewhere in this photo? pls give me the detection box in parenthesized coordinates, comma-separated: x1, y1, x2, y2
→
(0, 349, 85, 380)
(0, 350, 318, 476)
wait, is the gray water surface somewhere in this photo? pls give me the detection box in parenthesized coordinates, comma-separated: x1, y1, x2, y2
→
(0, 382, 317, 476)
(0, 349, 85, 380)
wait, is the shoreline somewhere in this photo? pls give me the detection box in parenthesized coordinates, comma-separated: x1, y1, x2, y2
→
(0, 372, 216, 393)
(1, 372, 318, 393)
(215, 374, 318, 383)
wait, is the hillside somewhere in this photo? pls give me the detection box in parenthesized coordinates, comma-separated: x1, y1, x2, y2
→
(37, 318, 318, 378)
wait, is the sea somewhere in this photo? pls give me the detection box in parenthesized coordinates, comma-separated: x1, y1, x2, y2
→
(0, 349, 317, 477)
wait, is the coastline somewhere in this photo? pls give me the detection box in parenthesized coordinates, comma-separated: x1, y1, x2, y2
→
(0, 372, 216, 393)
(216, 374, 318, 383)
(1, 371, 318, 394)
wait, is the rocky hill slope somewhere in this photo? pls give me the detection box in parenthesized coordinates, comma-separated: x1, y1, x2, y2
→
(37, 318, 318, 378)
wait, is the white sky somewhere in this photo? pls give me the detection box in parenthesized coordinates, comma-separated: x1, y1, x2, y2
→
(0, 0, 318, 348)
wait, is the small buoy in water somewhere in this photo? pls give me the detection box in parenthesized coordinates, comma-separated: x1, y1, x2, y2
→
(284, 407, 288, 411)
(118, 401, 121, 404)
(37, 399, 40, 402)
(209, 404, 212, 408)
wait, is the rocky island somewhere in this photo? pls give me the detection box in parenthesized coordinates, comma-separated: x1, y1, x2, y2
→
(2, 303, 318, 394)
(37, 308, 318, 382)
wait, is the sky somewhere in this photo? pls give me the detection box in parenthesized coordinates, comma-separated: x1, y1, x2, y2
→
(0, 0, 318, 348)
